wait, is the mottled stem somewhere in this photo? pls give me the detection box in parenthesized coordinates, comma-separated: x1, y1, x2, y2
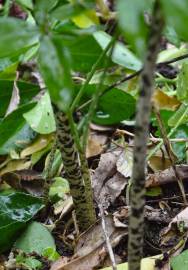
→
(128, 1, 164, 270)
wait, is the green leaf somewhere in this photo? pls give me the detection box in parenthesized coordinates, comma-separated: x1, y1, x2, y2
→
(171, 126, 188, 161)
(94, 31, 142, 71)
(0, 192, 43, 252)
(161, 0, 188, 41)
(23, 92, 56, 134)
(62, 34, 108, 72)
(42, 247, 60, 261)
(51, 3, 84, 21)
(0, 103, 37, 155)
(39, 36, 74, 112)
(164, 26, 181, 47)
(117, 0, 151, 58)
(171, 250, 188, 270)
(0, 62, 18, 80)
(0, 17, 38, 58)
(146, 187, 162, 197)
(15, 221, 56, 255)
(82, 85, 136, 125)
(177, 62, 188, 102)
(168, 104, 188, 127)
(0, 80, 40, 118)
(49, 177, 70, 199)
(15, 0, 33, 9)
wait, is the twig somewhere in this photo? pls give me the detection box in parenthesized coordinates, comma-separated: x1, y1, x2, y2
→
(153, 106, 187, 204)
(98, 203, 117, 270)
(116, 129, 188, 142)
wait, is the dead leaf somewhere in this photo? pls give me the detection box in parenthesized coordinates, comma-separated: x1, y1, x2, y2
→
(5, 72, 20, 116)
(116, 147, 133, 178)
(152, 88, 180, 111)
(86, 133, 107, 158)
(92, 150, 127, 208)
(51, 216, 127, 270)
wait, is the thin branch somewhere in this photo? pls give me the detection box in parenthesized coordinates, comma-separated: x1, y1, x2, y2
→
(98, 203, 117, 270)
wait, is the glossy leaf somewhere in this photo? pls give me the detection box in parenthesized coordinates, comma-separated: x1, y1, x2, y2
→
(0, 80, 40, 118)
(39, 36, 74, 112)
(23, 92, 56, 134)
(0, 17, 38, 58)
(15, 0, 33, 9)
(15, 221, 56, 255)
(0, 103, 37, 155)
(62, 34, 108, 72)
(82, 85, 136, 125)
(161, 0, 188, 41)
(117, 0, 151, 57)
(0, 192, 43, 252)
(94, 31, 142, 71)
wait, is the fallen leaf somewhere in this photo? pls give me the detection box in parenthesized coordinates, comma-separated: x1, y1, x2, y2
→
(116, 147, 133, 178)
(86, 133, 107, 158)
(92, 150, 127, 208)
(0, 160, 31, 176)
(20, 134, 53, 158)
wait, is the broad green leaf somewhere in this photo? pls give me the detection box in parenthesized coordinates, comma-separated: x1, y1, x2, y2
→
(157, 47, 188, 63)
(0, 103, 37, 155)
(170, 250, 188, 270)
(93, 31, 142, 71)
(168, 104, 188, 127)
(146, 187, 162, 197)
(0, 17, 38, 58)
(62, 34, 108, 72)
(93, 87, 136, 125)
(161, 0, 188, 41)
(39, 36, 74, 112)
(117, 0, 151, 58)
(176, 63, 188, 102)
(16, 254, 42, 270)
(0, 192, 43, 252)
(0, 80, 40, 118)
(81, 85, 136, 125)
(15, 221, 56, 255)
(23, 92, 56, 134)
(51, 3, 84, 21)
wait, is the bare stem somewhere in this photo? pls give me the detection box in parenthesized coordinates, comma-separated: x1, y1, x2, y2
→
(128, 1, 164, 270)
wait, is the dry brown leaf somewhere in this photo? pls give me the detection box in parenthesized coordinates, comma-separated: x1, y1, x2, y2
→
(92, 150, 127, 208)
(152, 88, 180, 111)
(86, 133, 107, 158)
(51, 216, 127, 270)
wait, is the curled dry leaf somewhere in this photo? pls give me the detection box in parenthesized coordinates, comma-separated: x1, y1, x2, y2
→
(116, 147, 133, 178)
(51, 216, 127, 270)
(86, 132, 107, 158)
(92, 150, 128, 209)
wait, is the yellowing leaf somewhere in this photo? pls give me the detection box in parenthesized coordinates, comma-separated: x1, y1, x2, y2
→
(0, 160, 31, 176)
(152, 89, 180, 111)
(101, 255, 162, 270)
(72, 9, 99, 28)
(20, 134, 53, 158)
